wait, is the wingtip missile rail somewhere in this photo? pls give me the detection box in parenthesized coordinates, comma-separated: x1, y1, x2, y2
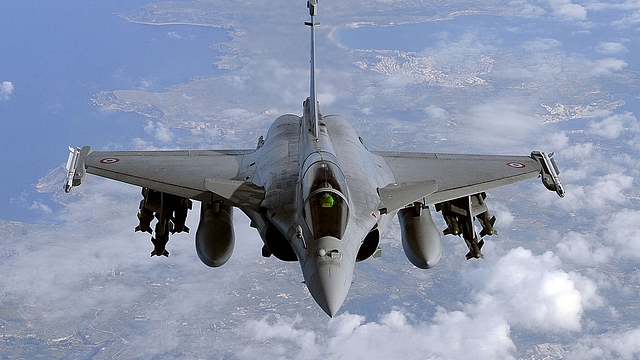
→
(531, 151, 565, 198)
(65, 146, 91, 193)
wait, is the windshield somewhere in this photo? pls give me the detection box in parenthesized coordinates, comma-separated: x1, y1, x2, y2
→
(304, 187, 348, 239)
(301, 157, 349, 239)
(301, 157, 348, 198)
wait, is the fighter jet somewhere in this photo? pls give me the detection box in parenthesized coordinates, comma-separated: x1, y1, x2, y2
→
(65, 0, 564, 317)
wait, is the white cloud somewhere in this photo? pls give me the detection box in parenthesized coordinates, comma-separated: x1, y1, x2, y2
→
(221, 107, 273, 126)
(566, 327, 640, 359)
(156, 122, 173, 142)
(131, 137, 156, 150)
(424, 105, 448, 120)
(589, 115, 625, 139)
(1, 81, 14, 100)
(240, 310, 516, 360)
(463, 99, 541, 151)
(167, 31, 182, 39)
(318, 89, 337, 106)
(7, 1, 640, 357)
(21, 175, 615, 358)
(596, 42, 628, 54)
(235, 245, 603, 359)
(381, 72, 415, 88)
(144, 120, 174, 143)
(144, 120, 155, 134)
(9, 192, 54, 215)
(556, 231, 613, 265)
(522, 38, 563, 52)
(136, 78, 157, 91)
(548, 0, 588, 22)
(589, 174, 634, 207)
(559, 142, 594, 161)
(28, 201, 53, 215)
(541, 131, 570, 152)
(608, 4, 640, 29)
(603, 209, 640, 261)
(629, 270, 640, 286)
(589, 112, 638, 139)
(509, 38, 569, 80)
(510, 1, 546, 17)
(489, 201, 515, 229)
(547, 172, 633, 213)
(466, 248, 602, 332)
(255, 60, 308, 107)
(0, 177, 270, 351)
(591, 58, 628, 76)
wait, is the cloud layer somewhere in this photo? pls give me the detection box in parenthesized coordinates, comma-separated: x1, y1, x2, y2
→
(4, 0, 640, 358)
(0, 81, 14, 100)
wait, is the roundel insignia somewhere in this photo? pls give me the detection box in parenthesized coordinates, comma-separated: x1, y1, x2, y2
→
(506, 161, 526, 169)
(100, 157, 120, 164)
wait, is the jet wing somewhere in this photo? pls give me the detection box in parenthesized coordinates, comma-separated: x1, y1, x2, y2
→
(374, 151, 545, 208)
(67, 147, 264, 209)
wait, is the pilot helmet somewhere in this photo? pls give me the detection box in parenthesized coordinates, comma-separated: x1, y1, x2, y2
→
(320, 192, 335, 208)
(319, 181, 333, 189)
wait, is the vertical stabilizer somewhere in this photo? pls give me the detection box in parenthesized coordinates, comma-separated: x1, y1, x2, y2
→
(305, 0, 320, 138)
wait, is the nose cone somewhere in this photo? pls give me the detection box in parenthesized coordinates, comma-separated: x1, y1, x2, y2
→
(300, 235, 357, 317)
(308, 262, 352, 317)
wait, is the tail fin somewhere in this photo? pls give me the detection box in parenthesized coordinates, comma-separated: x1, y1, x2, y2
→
(304, 0, 320, 138)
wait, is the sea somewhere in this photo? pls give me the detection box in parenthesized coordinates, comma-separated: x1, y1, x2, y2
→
(0, 1, 228, 221)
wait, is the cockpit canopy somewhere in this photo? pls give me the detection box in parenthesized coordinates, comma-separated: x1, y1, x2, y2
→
(301, 155, 350, 239)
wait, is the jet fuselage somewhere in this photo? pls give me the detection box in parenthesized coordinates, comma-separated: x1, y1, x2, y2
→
(63, 0, 564, 318)
(243, 102, 396, 316)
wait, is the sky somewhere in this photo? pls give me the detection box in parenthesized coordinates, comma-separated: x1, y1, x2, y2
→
(0, 0, 227, 221)
(2, 0, 640, 358)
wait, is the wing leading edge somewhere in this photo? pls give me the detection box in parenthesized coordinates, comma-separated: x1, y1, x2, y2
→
(66, 146, 263, 209)
(375, 151, 563, 210)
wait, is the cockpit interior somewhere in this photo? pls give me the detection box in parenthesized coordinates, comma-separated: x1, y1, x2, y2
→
(301, 154, 350, 239)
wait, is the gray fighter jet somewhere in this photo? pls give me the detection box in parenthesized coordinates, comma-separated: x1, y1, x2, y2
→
(65, 0, 564, 317)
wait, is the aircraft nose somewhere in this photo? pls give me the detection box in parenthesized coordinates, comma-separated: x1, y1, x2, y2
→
(308, 262, 351, 317)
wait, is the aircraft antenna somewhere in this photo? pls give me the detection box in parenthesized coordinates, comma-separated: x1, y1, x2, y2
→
(305, 0, 320, 137)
